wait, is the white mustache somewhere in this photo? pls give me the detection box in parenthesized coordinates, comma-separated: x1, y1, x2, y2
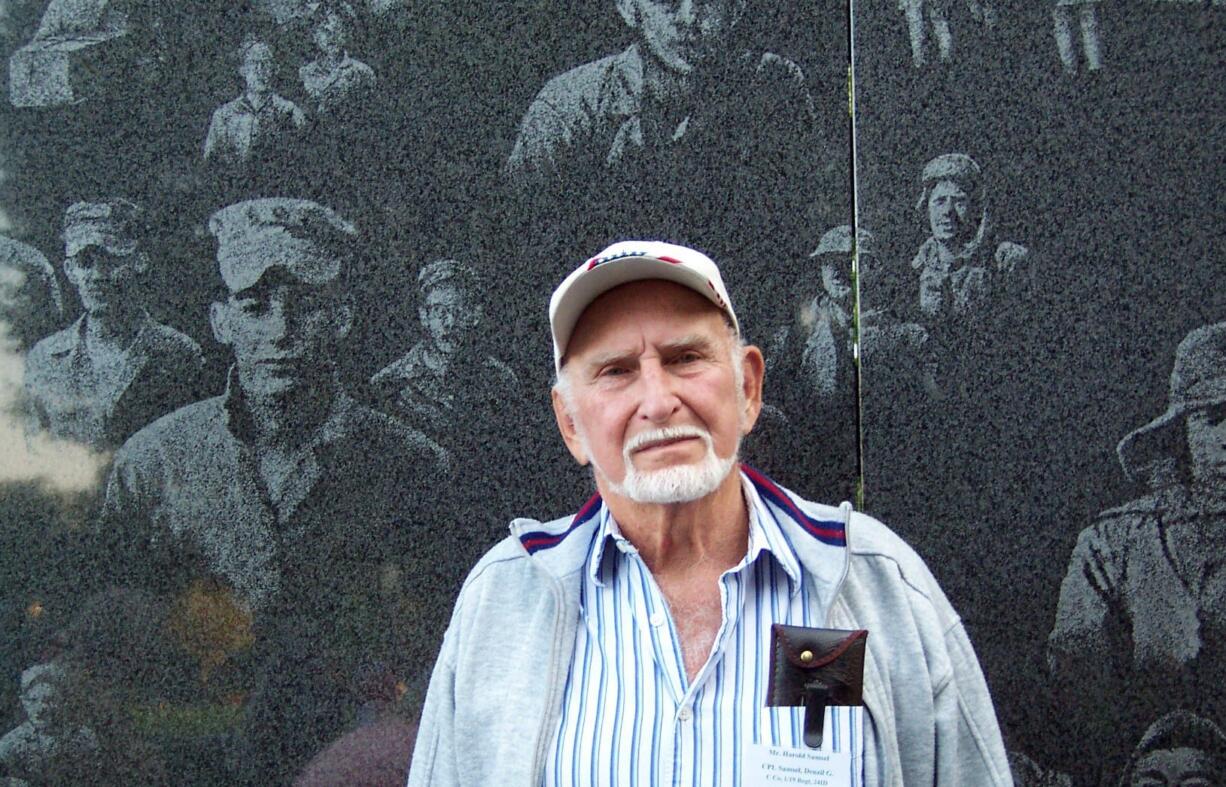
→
(624, 425, 713, 456)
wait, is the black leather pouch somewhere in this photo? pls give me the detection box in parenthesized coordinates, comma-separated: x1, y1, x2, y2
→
(766, 624, 868, 748)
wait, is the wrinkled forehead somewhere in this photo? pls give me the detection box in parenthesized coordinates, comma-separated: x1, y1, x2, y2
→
(567, 280, 732, 356)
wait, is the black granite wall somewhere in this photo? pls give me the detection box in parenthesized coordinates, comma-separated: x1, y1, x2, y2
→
(0, 0, 1221, 784)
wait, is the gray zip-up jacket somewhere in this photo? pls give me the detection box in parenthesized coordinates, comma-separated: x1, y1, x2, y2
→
(407, 471, 1011, 786)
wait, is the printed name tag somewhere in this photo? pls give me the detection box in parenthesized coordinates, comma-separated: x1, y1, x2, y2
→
(743, 707, 860, 787)
(743, 743, 853, 787)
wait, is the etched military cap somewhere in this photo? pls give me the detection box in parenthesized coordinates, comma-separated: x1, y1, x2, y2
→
(920, 153, 982, 186)
(1118, 321, 1226, 481)
(208, 198, 357, 292)
(63, 198, 144, 258)
(810, 225, 876, 259)
(417, 259, 479, 295)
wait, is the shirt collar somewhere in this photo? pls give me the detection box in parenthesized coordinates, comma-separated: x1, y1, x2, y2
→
(586, 469, 804, 596)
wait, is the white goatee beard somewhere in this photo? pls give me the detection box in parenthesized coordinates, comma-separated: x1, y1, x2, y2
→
(606, 425, 739, 504)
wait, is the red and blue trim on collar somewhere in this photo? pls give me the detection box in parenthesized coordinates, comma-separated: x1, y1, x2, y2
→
(519, 493, 603, 555)
(519, 467, 846, 555)
(741, 464, 846, 547)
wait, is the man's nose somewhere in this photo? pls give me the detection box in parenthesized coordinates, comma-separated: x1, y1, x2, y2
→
(637, 362, 681, 423)
(262, 299, 292, 344)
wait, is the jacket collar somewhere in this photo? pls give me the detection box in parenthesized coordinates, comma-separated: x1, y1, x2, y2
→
(510, 466, 851, 604)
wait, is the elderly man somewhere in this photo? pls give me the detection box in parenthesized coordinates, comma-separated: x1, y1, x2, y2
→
(94, 198, 449, 783)
(23, 199, 204, 450)
(407, 240, 1010, 785)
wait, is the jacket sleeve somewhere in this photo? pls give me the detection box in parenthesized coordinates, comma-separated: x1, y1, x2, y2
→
(405, 602, 461, 787)
(933, 619, 1013, 786)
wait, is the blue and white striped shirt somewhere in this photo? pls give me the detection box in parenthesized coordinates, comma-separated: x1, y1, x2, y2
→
(543, 475, 863, 787)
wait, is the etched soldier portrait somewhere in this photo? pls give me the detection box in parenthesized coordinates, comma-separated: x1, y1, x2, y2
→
(203, 39, 306, 171)
(299, 1, 376, 118)
(501, 0, 835, 325)
(91, 198, 450, 783)
(911, 153, 1030, 326)
(747, 226, 874, 500)
(1119, 711, 1226, 787)
(21, 199, 205, 451)
(1049, 322, 1226, 783)
(0, 662, 97, 782)
(0, 235, 65, 353)
(370, 259, 517, 439)
(369, 258, 532, 528)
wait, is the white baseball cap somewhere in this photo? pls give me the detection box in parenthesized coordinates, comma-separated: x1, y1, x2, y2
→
(549, 240, 740, 372)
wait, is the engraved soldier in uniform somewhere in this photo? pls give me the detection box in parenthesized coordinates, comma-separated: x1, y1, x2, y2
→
(911, 153, 1030, 327)
(298, 1, 376, 118)
(203, 40, 306, 171)
(750, 226, 866, 499)
(22, 200, 205, 451)
(94, 198, 449, 783)
(502, 0, 832, 334)
(370, 259, 517, 438)
(370, 259, 528, 528)
(1048, 322, 1226, 783)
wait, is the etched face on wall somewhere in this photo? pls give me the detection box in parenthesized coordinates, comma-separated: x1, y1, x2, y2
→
(63, 245, 147, 316)
(314, 12, 347, 57)
(240, 43, 275, 92)
(927, 179, 973, 245)
(212, 268, 352, 398)
(420, 282, 481, 354)
(622, 0, 742, 75)
(1186, 402, 1226, 486)
(820, 259, 853, 309)
(1130, 746, 1223, 787)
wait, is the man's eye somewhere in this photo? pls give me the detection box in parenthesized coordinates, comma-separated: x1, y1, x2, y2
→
(673, 352, 702, 364)
(599, 366, 628, 377)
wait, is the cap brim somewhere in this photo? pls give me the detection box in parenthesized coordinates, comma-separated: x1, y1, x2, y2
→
(1117, 393, 1226, 481)
(550, 255, 736, 371)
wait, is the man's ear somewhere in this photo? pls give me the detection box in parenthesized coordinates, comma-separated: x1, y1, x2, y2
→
(739, 344, 766, 435)
(209, 301, 232, 346)
(552, 385, 590, 466)
(615, 0, 639, 29)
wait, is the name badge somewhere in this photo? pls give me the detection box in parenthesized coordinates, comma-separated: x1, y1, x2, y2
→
(743, 707, 861, 787)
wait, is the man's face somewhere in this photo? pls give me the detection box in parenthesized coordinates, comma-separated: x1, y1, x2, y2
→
(63, 245, 146, 316)
(314, 13, 346, 56)
(241, 46, 274, 92)
(212, 270, 350, 398)
(1186, 402, 1226, 485)
(552, 280, 763, 503)
(927, 179, 973, 244)
(629, 0, 740, 75)
(1130, 747, 1222, 787)
(820, 260, 852, 308)
(420, 282, 480, 354)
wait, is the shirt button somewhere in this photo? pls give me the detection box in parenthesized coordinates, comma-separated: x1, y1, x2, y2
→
(649, 611, 666, 627)
(677, 707, 692, 722)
